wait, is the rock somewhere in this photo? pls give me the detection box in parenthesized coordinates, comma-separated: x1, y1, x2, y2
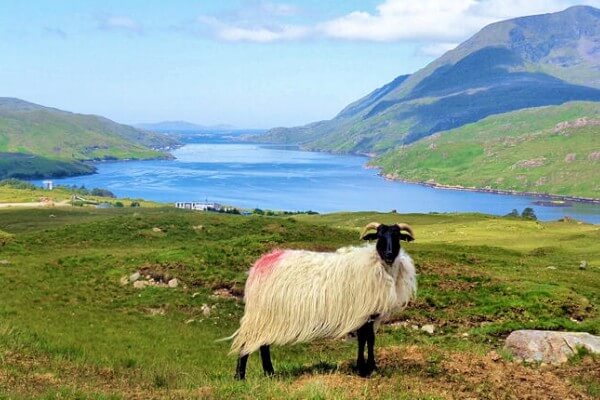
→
(192, 292, 200, 298)
(193, 225, 204, 231)
(579, 261, 587, 270)
(0, 259, 10, 265)
(546, 266, 557, 270)
(201, 304, 211, 317)
(168, 278, 179, 288)
(411, 325, 419, 330)
(152, 227, 162, 233)
(505, 330, 600, 364)
(129, 272, 140, 282)
(133, 280, 148, 289)
(148, 308, 165, 316)
(421, 324, 435, 334)
(119, 276, 129, 286)
(185, 319, 195, 324)
(461, 332, 470, 337)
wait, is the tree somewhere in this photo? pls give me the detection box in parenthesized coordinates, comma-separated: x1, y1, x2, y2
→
(521, 207, 537, 220)
(506, 209, 519, 217)
(114, 201, 124, 208)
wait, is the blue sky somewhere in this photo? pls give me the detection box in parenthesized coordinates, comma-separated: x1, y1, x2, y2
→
(1, 0, 598, 128)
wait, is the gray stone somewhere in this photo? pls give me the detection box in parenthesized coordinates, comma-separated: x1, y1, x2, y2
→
(505, 330, 600, 364)
(133, 280, 148, 289)
(0, 259, 10, 265)
(201, 304, 211, 317)
(129, 272, 140, 282)
(168, 278, 179, 288)
(579, 260, 588, 270)
(421, 324, 435, 334)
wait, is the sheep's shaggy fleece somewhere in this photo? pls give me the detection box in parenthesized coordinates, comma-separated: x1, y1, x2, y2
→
(230, 244, 416, 356)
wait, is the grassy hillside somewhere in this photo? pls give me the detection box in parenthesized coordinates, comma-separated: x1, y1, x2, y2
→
(0, 192, 598, 398)
(0, 152, 96, 179)
(256, 6, 600, 154)
(374, 102, 600, 199)
(0, 98, 179, 179)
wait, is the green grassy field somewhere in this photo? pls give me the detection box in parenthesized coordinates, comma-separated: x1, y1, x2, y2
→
(0, 194, 598, 398)
(374, 102, 600, 199)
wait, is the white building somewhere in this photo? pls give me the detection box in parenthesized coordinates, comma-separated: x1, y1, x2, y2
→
(42, 180, 53, 190)
(175, 201, 222, 211)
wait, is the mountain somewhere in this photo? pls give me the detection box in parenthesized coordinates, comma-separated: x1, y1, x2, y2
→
(135, 121, 236, 132)
(0, 98, 179, 179)
(257, 6, 600, 154)
(374, 101, 600, 199)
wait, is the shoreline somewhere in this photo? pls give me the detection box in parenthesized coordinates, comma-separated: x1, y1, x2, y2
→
(375, 170, 600, 205)
(247, 139, 600, 205)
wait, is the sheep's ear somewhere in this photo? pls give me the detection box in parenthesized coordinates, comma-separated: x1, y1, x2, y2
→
(400, 233, 414, 242)
(362, 233, 378, 241)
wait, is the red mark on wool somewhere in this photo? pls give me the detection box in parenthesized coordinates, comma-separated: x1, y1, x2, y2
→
(251, 249, 285, 277)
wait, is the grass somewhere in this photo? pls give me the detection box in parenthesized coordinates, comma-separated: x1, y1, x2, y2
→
(374, 101, 600, 199)
(0, 191, 598, 398)
(0, 180, 159, 208)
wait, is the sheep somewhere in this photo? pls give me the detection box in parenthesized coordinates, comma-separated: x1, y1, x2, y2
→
(227, 222, 417, 380)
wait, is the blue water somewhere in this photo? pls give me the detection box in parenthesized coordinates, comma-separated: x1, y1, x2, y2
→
(37, 138, 600, 223)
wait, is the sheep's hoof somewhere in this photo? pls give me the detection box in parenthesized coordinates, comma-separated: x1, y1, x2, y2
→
(357, 365, 372, 378)
(234, 373, 246, 381)
(264, 369, 275, 377)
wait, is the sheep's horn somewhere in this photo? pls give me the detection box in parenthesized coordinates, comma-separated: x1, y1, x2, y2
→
(395, 223, 415, 239)
(360, 222, 380, 239)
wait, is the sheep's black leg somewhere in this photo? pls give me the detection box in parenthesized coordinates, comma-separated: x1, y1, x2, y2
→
(234, 354, 249, 380)
(356, 323, 369, 377)
(260, 345, 275, 376)
(366, 322, 377, 373)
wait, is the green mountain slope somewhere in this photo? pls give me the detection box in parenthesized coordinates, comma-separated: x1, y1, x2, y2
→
(0, 153, 95, 179)
(257, 6, 600, 155)
(0, 98, 179, 179)
(373, 102, 600, 199)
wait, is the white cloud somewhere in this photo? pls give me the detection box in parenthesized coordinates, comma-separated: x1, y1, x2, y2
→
(319, 0, 600, 42)
(98, 15, 143, 34)
(197, 0, 600, 50)
(198, 15, 309, 42)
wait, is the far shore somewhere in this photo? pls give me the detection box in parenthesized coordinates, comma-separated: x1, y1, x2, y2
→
(374, 169, 600, 205)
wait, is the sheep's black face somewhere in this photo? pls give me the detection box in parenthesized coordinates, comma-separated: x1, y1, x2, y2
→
(362, 224, 414, 265)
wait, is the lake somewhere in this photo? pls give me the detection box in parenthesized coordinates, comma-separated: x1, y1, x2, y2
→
(40, 137, 600, 223)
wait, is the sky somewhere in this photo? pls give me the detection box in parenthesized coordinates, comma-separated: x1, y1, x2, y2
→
(1, 0, 599, 128)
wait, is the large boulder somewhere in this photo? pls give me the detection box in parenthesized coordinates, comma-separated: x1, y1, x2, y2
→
(505, 330, 600, 364)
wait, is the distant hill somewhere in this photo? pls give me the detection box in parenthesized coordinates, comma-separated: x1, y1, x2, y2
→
(374, 101, 600, 199)
(0, 98, 179, 179)
(135, 121, 236, 132)
(256, 6, 600, 154)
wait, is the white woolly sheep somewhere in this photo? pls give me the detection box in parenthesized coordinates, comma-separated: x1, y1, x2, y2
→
(227, 222, 417, 379)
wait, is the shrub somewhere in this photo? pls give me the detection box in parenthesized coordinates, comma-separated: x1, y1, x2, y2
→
(0, 179, 37, 190)
(505, 209, 520, 217)
(91, 188, 116, 198)
(521, 207, 537, 220)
